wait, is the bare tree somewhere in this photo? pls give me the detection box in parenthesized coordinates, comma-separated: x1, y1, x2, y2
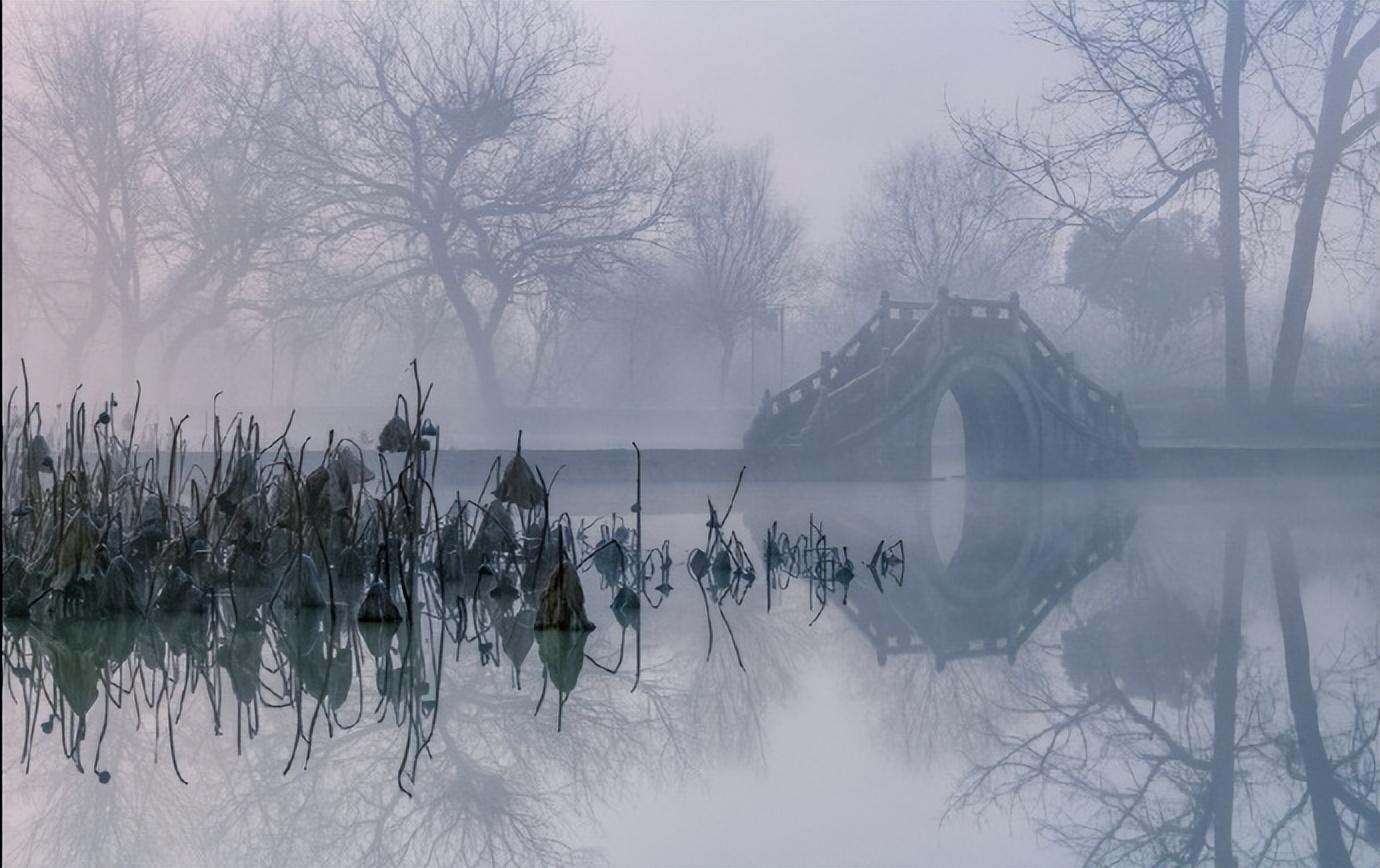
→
(4, 0, 191, 386)
(842, 141, 1047, 303)
(952, 0, 1258, 408)
(151, 6, 326, 395)
(0, 144, 39, 379)
(1262, 0, 1379, 408)
(280, 0, 689, 411)
(672, 143, 803, 405)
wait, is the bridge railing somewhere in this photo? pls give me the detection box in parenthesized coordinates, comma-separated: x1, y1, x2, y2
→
(748, 290, 1137, 453)
(931, 291, 1135, 448)
(940, 294, 1021, 323)
(1012, 306, 1135, 446)
(767, 311, 879, 411)
(753, 295, 937, 436)
(805, 304, 947, 447)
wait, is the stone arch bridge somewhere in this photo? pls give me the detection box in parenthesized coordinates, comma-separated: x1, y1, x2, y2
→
(743, 290, 1139, 478)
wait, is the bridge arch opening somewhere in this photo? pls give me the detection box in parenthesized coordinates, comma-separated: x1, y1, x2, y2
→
(931, 391, 966, 481)
(927, 361, 1038, 480)
(930, 482, 1038, 604)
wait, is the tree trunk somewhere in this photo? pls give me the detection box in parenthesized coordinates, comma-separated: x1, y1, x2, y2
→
(464, 318, 505, 412)
(1267, 522, 1352, 868)
(523, 319, 555, 407)
(430, 232, 508, 412)
(1210, 520, 1247, 867)
(1267, 155, 1337, 411)
(1217, 0, 1250, 409)
(439, 289, 505, 412)
(63, 298, 106, 391)
(1268, 9, 1376, 409)
(66, 247, 113, 389)
(158, 319, 212, 399)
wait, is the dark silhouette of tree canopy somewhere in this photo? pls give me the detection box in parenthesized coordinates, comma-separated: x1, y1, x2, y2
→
(1063, 210, 1221, 374)
(1061, 582, 1217, 708)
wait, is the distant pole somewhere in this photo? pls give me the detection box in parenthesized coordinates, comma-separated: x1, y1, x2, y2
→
(749, 317, 757, 400)
(269, 321, 278, 405)
(778, 306, 786, 388)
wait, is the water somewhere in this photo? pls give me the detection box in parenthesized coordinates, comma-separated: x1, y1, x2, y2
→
(3, 473, 1377, 867)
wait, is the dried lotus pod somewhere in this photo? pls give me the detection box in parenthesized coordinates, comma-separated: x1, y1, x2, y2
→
(468, 504, 515, 565)
(137, 497, 168, 544)
(711, 547, 733, 587)
(498, 607, 536, 683)
(377, 415, 412, 453)
(26, 434, 54, 475)
(611, 585, 641, 630)
(495, 433, 543, 510)
(281, 554, 327, 609)
(357, 580, 401, 622)
(155, 568, 209, 614)
(592, 539, 623, 578)
(687, 548, 710, 580)
(216, 453, 258, 514)
(96, 556, 145, 616)
(56, 511, 102, 584)
(330, 446, 375, 484)
(300, 465, 335, 531)
(534, 554, 595, 632)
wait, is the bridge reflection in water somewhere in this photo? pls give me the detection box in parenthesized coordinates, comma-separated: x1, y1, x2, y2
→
(834, 482, 1135, 668)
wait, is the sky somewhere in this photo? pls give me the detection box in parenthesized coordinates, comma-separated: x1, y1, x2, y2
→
(579, 0, 1067, 243)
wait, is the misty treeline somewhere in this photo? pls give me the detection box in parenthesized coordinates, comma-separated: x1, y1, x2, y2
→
(1, 0, 1376, 423)
(953, 0, 1378, 410)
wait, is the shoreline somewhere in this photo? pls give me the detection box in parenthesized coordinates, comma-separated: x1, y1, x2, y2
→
(184, 443, 1375, 484)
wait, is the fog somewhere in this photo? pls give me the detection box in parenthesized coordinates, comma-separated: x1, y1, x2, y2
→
(583, 1, 1058, 241)
(3, 0, 1375, 448)
(2, 5, 1378, 867)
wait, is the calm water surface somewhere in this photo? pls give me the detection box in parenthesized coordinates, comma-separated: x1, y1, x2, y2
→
(3, 473, 1377, 867)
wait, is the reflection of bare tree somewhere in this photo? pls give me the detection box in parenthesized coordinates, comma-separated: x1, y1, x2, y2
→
(1267, 522, 1377, 867)
(1209, 519, 1246, 867)
(826, 482, 1134, 766)
(1, 610, 623, 865)
(944, 516, 1378, 867)
(2, 509, 807, 867)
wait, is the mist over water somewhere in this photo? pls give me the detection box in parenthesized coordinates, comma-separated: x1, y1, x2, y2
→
(2, 1, 1377, 866)
(4, 474, 1376, 866)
